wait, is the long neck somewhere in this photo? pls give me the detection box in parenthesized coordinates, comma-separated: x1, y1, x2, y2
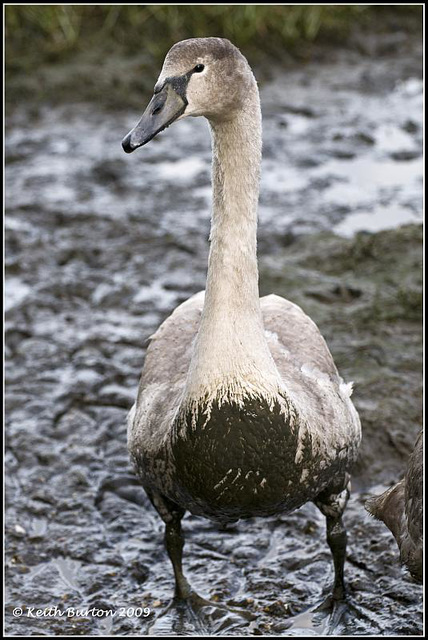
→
(184, 85, 282, 407)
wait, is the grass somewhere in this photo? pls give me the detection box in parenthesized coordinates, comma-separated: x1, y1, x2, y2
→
(5, 5, 422, 109)
(5, 5, 421, 65)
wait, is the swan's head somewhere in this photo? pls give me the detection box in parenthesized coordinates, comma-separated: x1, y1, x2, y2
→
(122, 37, 255, 153)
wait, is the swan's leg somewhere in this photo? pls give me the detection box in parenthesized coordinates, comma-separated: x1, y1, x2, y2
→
(146, 490, 191, 598)
(278, 477, 352, 634)
(314, 473, 350, 602)
(144, 490, 253, 635)
(325, 514, 347, 599)
(298, 474, 374, 634)
(165, 508, 191, 598)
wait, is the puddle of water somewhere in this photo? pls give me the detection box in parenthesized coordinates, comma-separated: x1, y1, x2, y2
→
(155, 157, 207, 182)
(374, 123, 416, 153)
(262, 160, 308, 194)
(5, 278, 31, 311)
(334, 203, 422, 237)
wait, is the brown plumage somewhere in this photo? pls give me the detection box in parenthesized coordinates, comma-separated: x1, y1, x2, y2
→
(366, 432, 423, 583)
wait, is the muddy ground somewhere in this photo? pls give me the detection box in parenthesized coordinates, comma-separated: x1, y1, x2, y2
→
(5, 28, 423, 636)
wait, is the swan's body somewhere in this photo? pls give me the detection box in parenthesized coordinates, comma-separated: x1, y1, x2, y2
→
(129, 292, 359, 522)
(123, 37, 361, 610)
(366, 432, 423, 583)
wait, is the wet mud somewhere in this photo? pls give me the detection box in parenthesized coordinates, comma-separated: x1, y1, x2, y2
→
(5, 36, 423, 636)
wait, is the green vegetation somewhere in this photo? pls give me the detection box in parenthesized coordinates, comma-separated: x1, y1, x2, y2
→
(5, 5, 421, 65)
(5, 5, 422, 109)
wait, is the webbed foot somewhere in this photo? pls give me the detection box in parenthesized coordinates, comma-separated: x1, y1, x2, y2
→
(281, 594, 375, 636)
(148, 590, 254, 635)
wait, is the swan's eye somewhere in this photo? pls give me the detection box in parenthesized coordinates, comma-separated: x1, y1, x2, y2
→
(194, 64, 205, 73)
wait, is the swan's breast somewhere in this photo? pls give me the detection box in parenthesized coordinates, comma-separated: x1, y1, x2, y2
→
(168, 395, 351, 521)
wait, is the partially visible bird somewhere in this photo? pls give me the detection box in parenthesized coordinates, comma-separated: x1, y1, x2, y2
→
(366, 432, 423, 583)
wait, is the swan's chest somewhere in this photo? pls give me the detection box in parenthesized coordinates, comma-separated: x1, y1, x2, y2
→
(168, 397, 345, 521)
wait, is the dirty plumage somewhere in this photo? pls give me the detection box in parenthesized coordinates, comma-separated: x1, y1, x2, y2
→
(366, 432, 423, 583)
(122, 37, 361, 610)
